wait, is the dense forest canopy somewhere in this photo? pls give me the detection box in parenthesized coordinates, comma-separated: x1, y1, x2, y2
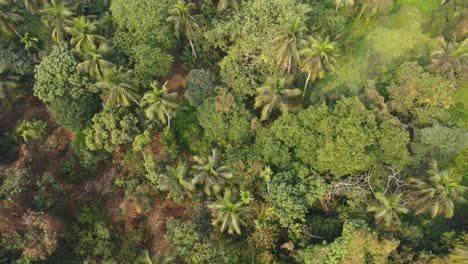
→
(0, 0, 467, 263)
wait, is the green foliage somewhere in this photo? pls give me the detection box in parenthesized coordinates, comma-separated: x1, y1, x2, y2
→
(300, 220, 399, 264)
(255, 97, 410, 176)
(33, 43, 92, 103)
(367, 192, 409, 227)
(74, 204, 115, 261)
(32, 173, 65, 211)
(0, 132, 19, 164)
(197, 97, 252, 147)
(16, 119, 47, 142)
(387, 62, 454, 126)
(185, 69, 216, 106)
(111, 0, 175, 82)
(47, 93, 101, 132)
(204, 0, 310, 97)
(0, 43, 34, 75)
(411, 124, 468, 164)
(166, 220, 200, 256)
(265, 166, 328, 226)
(157, 164, 193, 203)
(141, 81, 179, 126)
(84, 107, 140, 152)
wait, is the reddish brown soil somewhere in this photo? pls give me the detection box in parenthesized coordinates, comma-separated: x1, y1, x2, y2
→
(164, 60, 188, 101)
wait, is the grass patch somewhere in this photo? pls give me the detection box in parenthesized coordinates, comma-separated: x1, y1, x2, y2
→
(393, 0, 439, 16)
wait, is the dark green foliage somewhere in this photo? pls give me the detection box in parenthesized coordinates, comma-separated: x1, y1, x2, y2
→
(265, 166, 328, 226)
(0, 169, 31, 200)
(185, 69, 216, 106)
(0, 43, 34, 75)
(48, 93, 101, 132)
(33, 43, 92, 103)
(0, 132, 19, 164)
(32, 173, 65, 211)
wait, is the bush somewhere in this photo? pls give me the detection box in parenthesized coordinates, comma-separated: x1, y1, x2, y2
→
(48, 94, 101, 132)
(0, 132, 19, 164)
(185, 69, 216, 106)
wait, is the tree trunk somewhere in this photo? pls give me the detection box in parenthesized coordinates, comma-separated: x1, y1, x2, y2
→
(303, 73, 311, 98)
(166, 113, 171, 128)
(287, 56, 291, 73)
(189, 40, 197, 59)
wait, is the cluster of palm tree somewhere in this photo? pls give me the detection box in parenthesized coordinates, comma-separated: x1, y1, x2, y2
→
(153, 149, 252, 235)
(166, 1, 199, 58)
(367, 192, 408, 228)
(426, 37, 467, 81)
(407, 160, 466, 219)
(257, 18, 337, 121)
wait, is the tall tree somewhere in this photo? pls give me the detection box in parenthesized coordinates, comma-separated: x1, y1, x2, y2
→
(140, 81, 179, 127)
(158, 165, 194, 203)
(191, 149, 232, 196)
(367, 192, 409, 227)
(64, 16, 105, 52)
(299, 36, 337, 96)
(95, 67, 138, 107)
(77, 45, 115, 81)
(217, 0, 240, 13)
(0, 0, 24, 37)
(270, 18, 306, 73)
(254, 75, 301, 121)
(207, 190, 252, 235)
(166, 0, 199, 58)
(407, 160, 467, 218)
(426, 37, 467, 81)
(40, 0, 74, 42)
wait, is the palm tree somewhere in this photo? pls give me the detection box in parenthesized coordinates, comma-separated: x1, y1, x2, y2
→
(64, 16, 105, 52)
(40, 0, 73, 42)
(16, 120, 46, 142)
(300, 36, 337, 96)
(166, 1, 199, 58)
(217, 0, 240, 13)
(254, 76, 302, 121)
(95, 67, 138, 107)
(158, 165, 194, 203)
(426, 37, 467, 81)
(191, 149, 232, 196)
(270, 18, 306, 73)
(140, 250, 176, 264)
(367, 192, 409, 227)
(207, 190, 252, 235)
(450, 236, 468, 263)
(77, 45, 115, 81)
(141, 81, 179, 127)
(0, 0, 24, 37)
(335, 0, 355, 10)
(407, 161, 467, 218)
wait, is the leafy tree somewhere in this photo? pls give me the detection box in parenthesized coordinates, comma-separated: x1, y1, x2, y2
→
(299, 36, 337, 95)
(207, 190, 252, 235)
(157, 164, 193, 203)
(426, 37, 467, 81)
(197, 96, 252, 147)
(47, 93, 101, 132)
(16, 119, 46, 142)
(0, 0, 23, 37)
(407, 161, 467, 218)
(184, 69, 216, 106)
(269, 18, 306, 73)
(265, 168, 328, 226)
(0, 42, 34, 75)
(95, 67, 138, 107)
(254, 75, 301, 121)
(64, 16, 105, 52)
(387, 62, 454, 126)
(141, 81, 179, 127)
(191, 149, 232, 196)
(300, 220, 399, 264)
(77, 46, 115, 81)
(40, 0, 74, 42)
(33, 43, 91, 103)
(111, 0, 175, 82)
(84, 107, 140, 152)
(166, 0, 199, 58)
(367, 192, 409, 227)
(217, 0, 240, 13)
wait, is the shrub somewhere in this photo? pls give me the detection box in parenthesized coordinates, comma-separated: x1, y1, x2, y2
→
(184, 69, 216, 106)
